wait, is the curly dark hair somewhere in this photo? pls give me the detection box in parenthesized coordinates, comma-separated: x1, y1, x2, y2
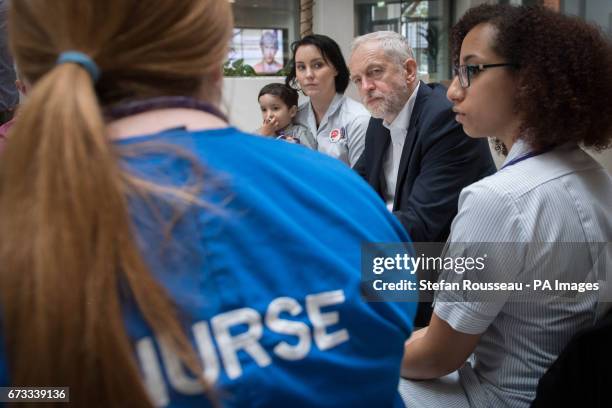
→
(452, 5, 612, 151)
(285, 34, 350, 94)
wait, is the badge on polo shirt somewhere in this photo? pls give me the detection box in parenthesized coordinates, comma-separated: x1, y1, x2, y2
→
(328, 127, 346, 143)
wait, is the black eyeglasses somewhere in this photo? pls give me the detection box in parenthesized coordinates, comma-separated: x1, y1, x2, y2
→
(452, 63, 518, 88)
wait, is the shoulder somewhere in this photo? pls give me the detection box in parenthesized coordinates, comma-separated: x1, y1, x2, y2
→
(492, 146, 612, 226)
(412, 83, 475, 149)
(297, 101, 311, 115)
(222, 130, 408, 242)
(498, 146, 608, 197)
(295, 101, 311, 122)
(142, 127, 388, 211)
(457, 176, 510, 211)
(288, 124, 315, 147)
(362, 118, 382, 144)
(339, 95, 369, 117)
(291, 123, 312, 134)
(336, 96, 370, 130)
(415, 83, 454, 124)
(451, 175, 526, 242)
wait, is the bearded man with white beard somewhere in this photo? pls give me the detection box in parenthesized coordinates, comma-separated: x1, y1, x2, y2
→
(350, 31, 495, 243)
(350, 32, 496, 325)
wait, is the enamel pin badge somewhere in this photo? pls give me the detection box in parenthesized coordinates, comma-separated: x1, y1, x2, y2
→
(328, 127, 346, 143)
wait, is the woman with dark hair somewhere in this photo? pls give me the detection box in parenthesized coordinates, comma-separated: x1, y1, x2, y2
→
(0, 0, 416, 406)
(286, 34, 370, 166)
(400, 4, 612, 408)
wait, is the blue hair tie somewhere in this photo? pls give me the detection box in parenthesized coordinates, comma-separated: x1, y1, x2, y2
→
(56, 51, 101, 82)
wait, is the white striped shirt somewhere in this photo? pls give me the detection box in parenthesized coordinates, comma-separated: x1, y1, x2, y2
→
(434, 139, 612, 408)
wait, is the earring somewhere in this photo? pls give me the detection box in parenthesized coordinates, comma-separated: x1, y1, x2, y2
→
(290, 79, 304, 95)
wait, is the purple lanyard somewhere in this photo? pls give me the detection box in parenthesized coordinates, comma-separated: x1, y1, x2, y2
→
(500, 147, 552, 170)
(105, 96, 228, 122)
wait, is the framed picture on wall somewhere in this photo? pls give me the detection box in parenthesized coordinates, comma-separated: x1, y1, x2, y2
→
(228, 28, 288, 75)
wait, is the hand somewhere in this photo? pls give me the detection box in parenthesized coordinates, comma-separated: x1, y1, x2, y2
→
(260, 117, 279, 136)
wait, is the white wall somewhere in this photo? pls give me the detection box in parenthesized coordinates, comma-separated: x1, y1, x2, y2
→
(313, 0, 355, 62)
(312, 0, 362, 102)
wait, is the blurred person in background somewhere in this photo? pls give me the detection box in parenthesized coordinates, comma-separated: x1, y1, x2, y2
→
(0, 72, 26, 152)
(0, 0, 18, 127)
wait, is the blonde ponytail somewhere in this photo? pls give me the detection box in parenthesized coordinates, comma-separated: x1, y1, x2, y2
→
(0, 63, 204, 406)
(2, 0, 234, 404)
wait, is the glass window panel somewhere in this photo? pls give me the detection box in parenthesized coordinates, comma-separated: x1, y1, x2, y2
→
(561, 0, 612, 36)
(355, 0, 452, 82)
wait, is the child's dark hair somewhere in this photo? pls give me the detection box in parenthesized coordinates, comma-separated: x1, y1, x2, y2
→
(258, 83, 299, 108)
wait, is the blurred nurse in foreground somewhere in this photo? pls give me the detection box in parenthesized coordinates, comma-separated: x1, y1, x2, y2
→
(0, 0, 415, 406)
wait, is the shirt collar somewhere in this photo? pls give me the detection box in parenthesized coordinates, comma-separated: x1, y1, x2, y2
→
(502, 138, 531, 166)
(327, 93, 344, 114)
(308, 93, 343, 129)
(382, 81, 420, 133)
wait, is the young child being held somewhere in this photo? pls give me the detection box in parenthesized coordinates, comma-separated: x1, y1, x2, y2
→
(256, 83, 316, 149)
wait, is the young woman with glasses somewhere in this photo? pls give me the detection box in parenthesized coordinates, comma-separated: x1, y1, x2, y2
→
(400, 4, 612, 408)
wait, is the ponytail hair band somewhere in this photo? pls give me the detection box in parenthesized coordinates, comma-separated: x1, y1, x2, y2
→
(56, 51, 101, 83)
